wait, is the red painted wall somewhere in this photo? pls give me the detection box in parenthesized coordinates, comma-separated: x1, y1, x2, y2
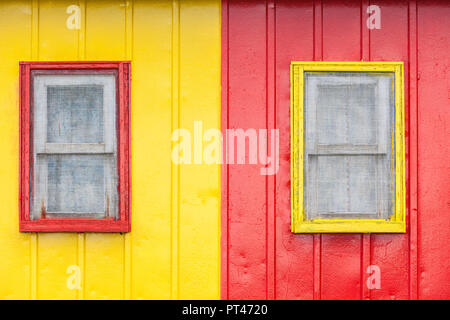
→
(221, 0, 450, 299)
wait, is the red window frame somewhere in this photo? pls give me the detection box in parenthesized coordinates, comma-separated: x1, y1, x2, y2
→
(19, 61, 131, 232)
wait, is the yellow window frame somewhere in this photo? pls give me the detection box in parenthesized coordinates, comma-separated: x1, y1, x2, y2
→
(290, 61, 406, 233)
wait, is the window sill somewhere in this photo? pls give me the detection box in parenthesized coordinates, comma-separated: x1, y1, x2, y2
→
(19, 219, 130, 233)
(292, 220, 406, 233)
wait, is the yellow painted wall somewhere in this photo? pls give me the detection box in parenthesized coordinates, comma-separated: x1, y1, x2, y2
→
(0, 0, 220, 299)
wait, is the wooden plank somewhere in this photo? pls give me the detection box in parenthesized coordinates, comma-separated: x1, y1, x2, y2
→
(417, 0, 450, 299)
(369, 0, 410, 300)
(320, 0, 362, 300)
(408, 0, 419, 300)
(36, 0, 80, 300)
(84, 0, 126, 299)
(313, 0, 323, 300)
(226, 0, 267, 299)
(171, 0, 180, 300)
(0, 0, 32, 300)
(275, 0, 315, 300)
(178, 0, 221, 299)
(266, 0, 276, 300)
(221, 0, 230, 299)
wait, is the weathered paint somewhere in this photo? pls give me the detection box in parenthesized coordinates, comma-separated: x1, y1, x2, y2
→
(221, 0, 450, 299)
(0, 0, 220, 299)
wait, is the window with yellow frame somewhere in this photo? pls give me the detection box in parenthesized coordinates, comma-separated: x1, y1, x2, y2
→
(290, 62, 405, 233)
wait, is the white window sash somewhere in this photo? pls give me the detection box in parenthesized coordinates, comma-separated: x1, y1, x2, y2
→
(32, 74, 117, 220)
(304, 73, 394, 219)
(33, 75, 116, 153)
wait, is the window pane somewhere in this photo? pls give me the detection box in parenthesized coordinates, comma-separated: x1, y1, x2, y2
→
(47, 85, 104, 143)
(316, 84, 376, 145)
(30, 73, 119, 221)
(316, 155, 377, 214)
(304, 71, 395, 219)
(47, 155, 106, 214)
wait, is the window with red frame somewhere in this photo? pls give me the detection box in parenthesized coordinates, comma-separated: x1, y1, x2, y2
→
(19, 61, 130, 232)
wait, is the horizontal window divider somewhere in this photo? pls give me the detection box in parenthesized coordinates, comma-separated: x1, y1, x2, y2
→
(316, 212, 381, 219)
(308, 144, 386, 155)
(44, 212, 108, 219)
(308, 152, 387, 156)
(318, 212, 378, 215)
(37, 143, 113, 154)
(37, 152, 115, 155)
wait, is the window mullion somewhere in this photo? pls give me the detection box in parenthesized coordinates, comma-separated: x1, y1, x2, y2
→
(40, 143, 112, 154)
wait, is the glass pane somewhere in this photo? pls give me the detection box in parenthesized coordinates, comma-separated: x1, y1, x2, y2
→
(316, 84, 376, 145)
(316, 155, 377, 214)
(47, 85, 104, 143)
(304, 71, 395, 219)
(47, 155, 105, 213)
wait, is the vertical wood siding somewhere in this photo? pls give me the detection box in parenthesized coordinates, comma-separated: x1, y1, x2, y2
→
(221, 0, 450, 299)
(0, 0, 221, 299)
